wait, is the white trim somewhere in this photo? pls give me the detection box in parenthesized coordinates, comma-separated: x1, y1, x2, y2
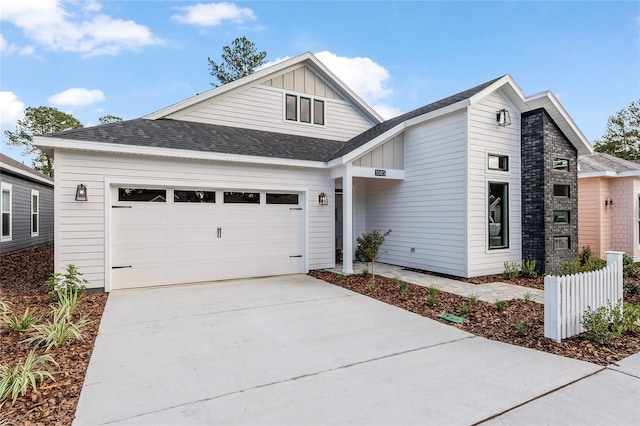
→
(34, 136, 327, 169)
(0, 163, 53, 186)
(1, 182, 12, 242)
(31, 189, 39, 237)
(579, 170, 640, 179)
(350, 167, 405, 180)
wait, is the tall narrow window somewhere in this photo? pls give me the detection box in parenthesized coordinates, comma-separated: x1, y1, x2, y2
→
(488, 182, 509, 249)
(314, 99, 324, 125)
(31, 190, 39, 237)
(300, 97, 311, 123)
(285, 94, 297, 121)
(1, 183, 11, 241)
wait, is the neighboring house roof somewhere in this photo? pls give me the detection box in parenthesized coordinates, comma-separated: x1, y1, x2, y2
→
(39, 118, 344, 162)
(0, 153, 54, 186)
(578, 153, 640, 178)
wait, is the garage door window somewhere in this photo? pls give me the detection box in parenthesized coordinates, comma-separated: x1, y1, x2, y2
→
(266, 193, 299, 204)
(174, 190, 216, 203)
(119, 188, 167, 202)
(224, 192, 260, 204)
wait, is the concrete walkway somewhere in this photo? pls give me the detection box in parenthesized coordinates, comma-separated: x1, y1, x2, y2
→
(73, 275, 639, 425)
(330, 262, 545, 303)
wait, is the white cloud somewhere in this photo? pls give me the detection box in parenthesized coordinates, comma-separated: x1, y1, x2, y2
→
(47, 88, 105, 107)
(0, 91, 25, 129)
(0, 0, 163, 57)
(172, 2, 256, 26)
(261, 51, 396, 118)
(0, 33, 34, 56)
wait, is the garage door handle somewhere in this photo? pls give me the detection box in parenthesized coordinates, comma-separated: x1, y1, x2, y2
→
(217, 227, 221, 238)
(112, 265, 132, 269)
(290, 255, 302, 258)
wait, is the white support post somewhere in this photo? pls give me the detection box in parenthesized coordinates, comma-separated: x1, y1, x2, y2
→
(605, 251, 624, 302)
(544, 275, 561, 342)
(342, 166, 353, 274)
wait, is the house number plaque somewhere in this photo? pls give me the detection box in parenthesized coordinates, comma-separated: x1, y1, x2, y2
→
(375, 169, 386, 177)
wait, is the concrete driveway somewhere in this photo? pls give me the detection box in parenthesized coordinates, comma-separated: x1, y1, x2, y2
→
(74, 275, 639, 425)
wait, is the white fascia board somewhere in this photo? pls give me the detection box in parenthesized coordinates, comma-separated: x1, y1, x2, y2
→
(524, 91, 594, 156)
(468, 74, 526, 106)
(578, 171, 618, 178)
(0, 163, 53, 186)
(34, 136, 327, 169)
(351, 167, 405, 180)
(327, 99, 470, 168)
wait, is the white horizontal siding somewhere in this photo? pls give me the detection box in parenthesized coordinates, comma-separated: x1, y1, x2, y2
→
(363, 111, 468, 276)
(168, 85, 374, 142)
(467, 90, 522, 276)
(54, 150, 334, 289)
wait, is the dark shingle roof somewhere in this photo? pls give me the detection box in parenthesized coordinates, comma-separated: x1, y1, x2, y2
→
(579, 153, 640, 174)
(46, 119, 345, 162)
(0, 153, 53, 184)
(329, 76, 504, 160)
(45, 76, 504, 163)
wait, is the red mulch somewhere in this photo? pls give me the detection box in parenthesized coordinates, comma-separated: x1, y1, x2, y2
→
(309, 270, 640, 367)
(1, 244, 107, 425)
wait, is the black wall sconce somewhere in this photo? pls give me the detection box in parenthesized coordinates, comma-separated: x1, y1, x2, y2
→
(318, 192, 328, 206)
(496, 109, 512, 126)
(75, 184, 87, 201)
(604, 197, 613, 208)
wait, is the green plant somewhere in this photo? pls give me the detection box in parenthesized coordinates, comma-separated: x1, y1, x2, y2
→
(582, 256, 606, 272)
(503, 261, 519, 280)
(623, 280, 640, 295)
(367, 282, 377, 292)
(0, 300, 10, 317)
(468, 293, 479, 305)
(4, 308, 38, 333)
(427, 284, 439, 296)
(392, 276, 401, 286)
(580, 245, 593, 266)
(362, 267, 369, 277)
(398, 280, 409, 300)
(521, 259, 537, 278)
(46, 264, 88, 301)
(355, 229, 391, 289)
(426, 295, 437, 307)
(495, 300, 507, 312)
(0, 350, 58, 404)
(337, 273, 345, 281)
(523, 291, 534, 304)
(623, 254, 639, 279)
(560, 259, 582, 276)
(582, 300, 640, 346)
(514, 321, 528, 335)
(460, 302, 470, 315)
(25, 309, 90, 351)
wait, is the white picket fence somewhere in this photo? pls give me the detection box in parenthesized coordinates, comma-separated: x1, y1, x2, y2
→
(544, 251, 624, 342)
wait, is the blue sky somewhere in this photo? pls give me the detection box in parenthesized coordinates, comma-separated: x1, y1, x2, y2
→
(1, 0, 639, 165)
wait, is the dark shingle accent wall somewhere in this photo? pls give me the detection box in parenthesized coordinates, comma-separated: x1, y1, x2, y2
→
(521, 109, 578, 274)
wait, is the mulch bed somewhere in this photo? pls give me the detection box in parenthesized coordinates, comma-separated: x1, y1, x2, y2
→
(309, 270, 640, 367)
(1, 244, 107, 425)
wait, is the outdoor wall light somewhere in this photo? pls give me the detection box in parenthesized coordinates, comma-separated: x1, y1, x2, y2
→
(604, 197, 613, 208)
(318, 192, 328, 206)
(496, 109, 512, 126)
(75, 184, 87, 201)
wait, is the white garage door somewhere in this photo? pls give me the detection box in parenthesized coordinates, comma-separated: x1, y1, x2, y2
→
(110, 188, 304, 290)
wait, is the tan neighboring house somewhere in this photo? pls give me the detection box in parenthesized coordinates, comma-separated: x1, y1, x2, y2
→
(578, 153, 640, 260)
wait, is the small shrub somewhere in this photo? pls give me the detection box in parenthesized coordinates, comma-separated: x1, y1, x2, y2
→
(460, 302, 470, 315)
(362, 268, 369, 277)
(560, 259, 582, 276)
(0, 350, 58, 404)
(427, 284, 439, 296)
(623, 254, 639, 279)
(367, 282, 377, 292)
(521, 259, 537, 278)
(426, 295, 437, 307)
(0, 300, 10, 317)
(514, 321, 528, 335)
(583, 256, 606, 272)
(495, 300, 507, 312)
(503, 261, 519, 280)
(623, 281, 640, 295)
(398, 281, 409, 300)
(523, 291, 534, 304)
(337, 273, 345, 281)
(47, 264, 88, 301)
(356, 229, 392, 289)
(4, 308, 38, 333)
(468, 294, 479, 305)
(582, 300, 640, 346)
(580, 245, 593, 266)
(25, 309, 90, 351)
(392, 276, 401, 286)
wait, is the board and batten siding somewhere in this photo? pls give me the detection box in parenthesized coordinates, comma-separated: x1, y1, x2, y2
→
(167, 85, 374, 142)
(362, 111, 468, 276)
(466, 91, 522, 276)
(578, 177, 607, 258)
(352, 135, 404, 170)
(54, 150, 335, 289)
(0, 172, 53, 254)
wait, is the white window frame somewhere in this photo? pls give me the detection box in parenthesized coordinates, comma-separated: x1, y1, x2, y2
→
(283, 92, 325, 126)
(1, 182, 12, 242)
(31, 189, 39, 237)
